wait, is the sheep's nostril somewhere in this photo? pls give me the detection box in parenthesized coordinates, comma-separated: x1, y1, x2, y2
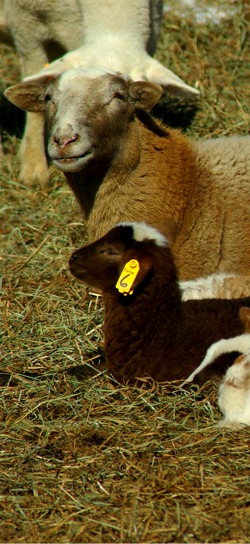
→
(54, 133, 78, 148)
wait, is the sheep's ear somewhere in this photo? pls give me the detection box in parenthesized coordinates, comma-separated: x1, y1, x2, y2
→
(239, 307, 250, 333)
(128, 81, 163, 111)
(4, 75, 55, 112)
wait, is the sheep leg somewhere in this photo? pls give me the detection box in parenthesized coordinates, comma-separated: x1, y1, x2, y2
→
(20, 49, 50, 187)
(19, 111, 49, 188)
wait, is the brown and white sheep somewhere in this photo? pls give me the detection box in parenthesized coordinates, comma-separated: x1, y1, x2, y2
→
(5, 69, 250, 282)
(2, 0, 198, 187)
(183, 307, 250, 426)
(68, 221, 250, 385)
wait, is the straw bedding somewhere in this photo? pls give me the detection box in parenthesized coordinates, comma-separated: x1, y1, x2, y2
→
(0, 1, 249, 542)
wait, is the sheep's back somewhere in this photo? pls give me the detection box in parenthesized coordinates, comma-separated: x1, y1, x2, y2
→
(173, 135, 250, 279)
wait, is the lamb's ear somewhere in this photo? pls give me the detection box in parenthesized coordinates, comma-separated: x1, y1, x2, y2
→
(4, 75, 55, 112)
(239, 307, 250, 333)
(132, 255, 153, 288)
(128, 81, 163, 111)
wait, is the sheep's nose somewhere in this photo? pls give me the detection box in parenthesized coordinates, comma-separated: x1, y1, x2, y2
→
(53, 133, 78, 148)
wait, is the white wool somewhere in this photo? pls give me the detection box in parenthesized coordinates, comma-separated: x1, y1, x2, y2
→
(181, 272, 250, 301)
(117, 222, 168, 247)
(57, 67, 122, 91)
(218, 352, 250, 426)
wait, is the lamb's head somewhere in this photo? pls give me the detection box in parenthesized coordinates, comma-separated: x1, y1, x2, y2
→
(4, 68, 162, 174)
(69, 221, 174, 294)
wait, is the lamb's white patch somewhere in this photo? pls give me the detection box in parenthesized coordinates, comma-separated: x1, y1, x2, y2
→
(118, 221, 168, 247)
(180, 273, 233, 300)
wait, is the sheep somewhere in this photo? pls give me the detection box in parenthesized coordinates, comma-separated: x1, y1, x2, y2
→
(183, 307, 250, 426)
(180, 273, 250, 300)
(2, 0, 198, 187)
(68, 221, 250, 385)
(5, 69, 250, 282)
(37, 0, 197, 96)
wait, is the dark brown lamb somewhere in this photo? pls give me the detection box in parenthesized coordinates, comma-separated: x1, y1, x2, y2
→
(69, 222, 250, 384)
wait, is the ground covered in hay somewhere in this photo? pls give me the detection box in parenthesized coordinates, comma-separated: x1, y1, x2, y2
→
(0, 1, 250, 542)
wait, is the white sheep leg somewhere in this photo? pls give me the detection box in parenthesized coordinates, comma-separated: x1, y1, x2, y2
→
(19, 112, 50, 188)
(5, 0, 83, 186)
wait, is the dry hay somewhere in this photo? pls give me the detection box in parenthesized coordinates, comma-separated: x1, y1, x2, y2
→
(0, 1, 250, 542)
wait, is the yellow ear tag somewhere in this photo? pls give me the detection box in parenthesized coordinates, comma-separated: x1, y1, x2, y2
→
(116, 259, 140, 295)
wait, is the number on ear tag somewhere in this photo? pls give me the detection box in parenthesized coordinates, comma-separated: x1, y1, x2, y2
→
(116, 259, 140, 295)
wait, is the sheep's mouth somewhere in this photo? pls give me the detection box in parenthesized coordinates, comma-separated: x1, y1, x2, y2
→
(52, 151, 93, 172)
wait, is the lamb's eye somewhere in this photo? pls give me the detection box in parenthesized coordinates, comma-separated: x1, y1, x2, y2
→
(44, 92, 51, 102)
(102, 248, 119, 257)
(107, 248, 119, 256)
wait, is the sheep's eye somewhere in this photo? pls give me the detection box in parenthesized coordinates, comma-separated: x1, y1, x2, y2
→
(44, 92, 51, 102)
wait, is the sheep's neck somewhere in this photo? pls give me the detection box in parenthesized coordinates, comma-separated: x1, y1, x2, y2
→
(82, 0, 148, 49)
(87, 118, 194, 240)
(66, 158, 111, 219)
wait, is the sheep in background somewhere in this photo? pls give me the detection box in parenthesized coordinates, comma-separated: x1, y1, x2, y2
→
(2, 0, 198, 187)
(2, 0, 84, 186)
(38, 0, 197, 96)
(69, 221, 250, 385)
(5, 70, 249, 281)
(183, 307, 250, 426)
(180, 273, 250, 300)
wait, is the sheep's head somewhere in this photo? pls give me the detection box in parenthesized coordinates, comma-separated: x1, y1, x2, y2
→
(69, 221, 170, 293)
(4, 68, 162, 174)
